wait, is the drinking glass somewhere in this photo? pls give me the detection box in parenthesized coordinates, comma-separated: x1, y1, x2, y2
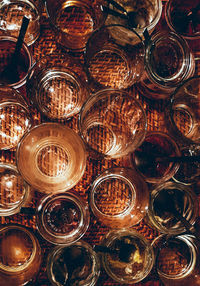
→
(85, 24, 145, 89)
(36, 191, 90, 245)
(100, 229, 154, 284)
(147, 181, 199, 235)
(78, 89, 147, 159)
(27, 53, 89, 120)
(45, 0, 106, 52)
(0, 163, 30, 216)
(16, 123, 87, 193)
(0, 86, 32, 150)
(0, 35, 33, 88)
(89, 167, 149, 228)
(0, 224, 42, 285)
(0, 0, 41, 46)
(47, 241, 101, 286)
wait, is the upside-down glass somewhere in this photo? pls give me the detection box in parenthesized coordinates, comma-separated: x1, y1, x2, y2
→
(47, 241, 101, 286)
(0, 35, 33, 88)
(100, 229, 154, 284)
(147, 181, 199, 235)
(130, 131, 181, 184)
(45, 0, 106, 52)
(79, 89, 147, 159)
(85, 24, 145, 89)
(0, 86, 31, 150)
(36, 191, 90, 245)
(16, 123, 87, 193)
(27, 53, 89, 120)
(152, 234, 200, 286)
(89, 167, 149, 228)
(0, 224, 42, 286)
(136, 31, 195, 100)
(0, 163, 30, 216)
(165, 76, 200, 145)
(0, 0, 41, 46)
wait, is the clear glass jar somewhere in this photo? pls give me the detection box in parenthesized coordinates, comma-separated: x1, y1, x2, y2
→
(100, 229, 154, 284)
(47, 241, 101, 286)
(0, 224, 42, 286)
(146, 181, 199, 235)
(136, 31, 195, 100)
(152, 234, 200, 286)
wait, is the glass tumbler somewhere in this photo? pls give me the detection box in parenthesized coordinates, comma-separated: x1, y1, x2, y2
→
(78, 89, 147, 159)
(47, 241, 101, 286)
(130, 131, 181, 184)
(152, 234, 200, 286)
(165, 76, 200, 145)
(45, 0, 106, 52)
(89, 167, 149, 228)
(0, 224, 42, 286)
(0, 163, 30, 216)
(100, 229, 154, 284)
(0, 0, 41, 46)
(147, 181, 199, 235)
(0, 86, 31, 150)
(16, 123, 87, 193)
(27, 53, 89, 120)
(36, 191, 90, 245)
(85, 24, 145, 89)
(0, 35, 33, 88)
(136, 31, 195, 100)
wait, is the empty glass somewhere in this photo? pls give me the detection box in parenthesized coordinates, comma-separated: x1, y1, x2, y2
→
(0, 86, 31, 150)
(36, 191, 90, 245)
(78, 89, 147, 159)
(89, 167, 149, 228)
(16, 123, 87, 193)
(27, 53, 89, 120)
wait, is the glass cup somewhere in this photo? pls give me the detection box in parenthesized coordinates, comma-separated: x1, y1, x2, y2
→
(130, 131, 181, 184)
(0, 35, 33, 89)
(36, 191, 90, 245)
(105, 0, 162, 43)
(16, 122, 87, 193)
(47, 241, 101, 286)
(146, 181, 199, 235)
(78, 89, 147, 159)
(100, 229, 154, 284)
(85, 24, 145, 89)
(27, 53, 89, 120)
(89, 167, 149, 228)
(152, 234, 200, 286)
(165, 76, 200, 145)
(0, 224, 42, 285)
(165, 0, 200, 40)
(45, 0, 106, 52)
(136, 31, 195, 100)
(0, 163, 30, 216)
(0, 0, 41, 46)
(0, 86, 32, 150)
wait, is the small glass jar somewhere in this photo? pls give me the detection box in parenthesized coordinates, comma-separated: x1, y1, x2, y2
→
(47, 241, 100, 286)
(36, 191, 90, 245)
(136, 31, 195, 100)
(89, 167, 149, 228)
(146, 181, 199, 235)
(0, 224, 42, 285)
(152, 234, 200, 286)
(100, 229, 154, 284)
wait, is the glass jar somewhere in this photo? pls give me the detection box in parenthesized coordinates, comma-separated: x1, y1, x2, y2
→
(0, 224, 42, 286)
(136, 31, 195, 100)
(100, 229, 154, 284)
(146, 181, 199, 235)
(47, 241, 100, 286)
(152, 234, 200, 286)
